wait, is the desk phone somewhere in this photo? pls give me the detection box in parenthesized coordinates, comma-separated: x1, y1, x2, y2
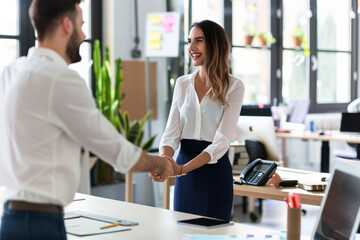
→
(239, 158, 277, 186)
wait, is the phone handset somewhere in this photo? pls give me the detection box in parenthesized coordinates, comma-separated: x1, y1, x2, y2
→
(239, 158, 277, 186)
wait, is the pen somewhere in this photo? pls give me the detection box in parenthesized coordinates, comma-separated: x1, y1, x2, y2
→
(100, 222, 122, 229)
(289, 194, 295, 208)
(293, 193, 301, 208)
(284, 198, 290, 208)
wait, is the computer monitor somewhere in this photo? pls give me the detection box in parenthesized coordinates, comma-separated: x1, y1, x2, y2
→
(234, 116, 279, 162)
(312, 160, 360, 240)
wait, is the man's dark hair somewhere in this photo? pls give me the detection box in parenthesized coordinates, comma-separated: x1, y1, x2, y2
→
(29, 0, 81, 41)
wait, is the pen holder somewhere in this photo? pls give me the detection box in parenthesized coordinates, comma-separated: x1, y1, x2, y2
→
(287, 207, 301, 240)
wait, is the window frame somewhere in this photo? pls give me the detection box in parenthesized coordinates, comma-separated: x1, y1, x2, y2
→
(182, 0, 359, 113)
(0, 0, 102, 98)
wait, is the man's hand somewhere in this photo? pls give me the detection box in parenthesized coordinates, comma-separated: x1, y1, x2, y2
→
(149, 155, 180, 182)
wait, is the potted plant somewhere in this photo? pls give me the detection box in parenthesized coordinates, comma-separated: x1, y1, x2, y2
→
(258, 31, 276, 47)
(243, 26, 256, 46)
(292, 28, 310, 55)
(92, 39, 156, 186)
(292, 28, 304, 47)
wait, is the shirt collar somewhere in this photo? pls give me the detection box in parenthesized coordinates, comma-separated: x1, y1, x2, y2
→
(27, 47, 68, 68)
(190, 68, 200, 85)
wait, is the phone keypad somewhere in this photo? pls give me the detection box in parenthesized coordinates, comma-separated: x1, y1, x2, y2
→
(247, 172, 263, 184)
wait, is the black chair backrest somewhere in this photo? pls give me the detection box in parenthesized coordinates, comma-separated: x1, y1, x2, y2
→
(340, 112, 360, 133)
(245, 139, 267, 163)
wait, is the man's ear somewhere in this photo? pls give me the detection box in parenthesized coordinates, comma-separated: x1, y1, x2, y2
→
(61, 16, 73, 36)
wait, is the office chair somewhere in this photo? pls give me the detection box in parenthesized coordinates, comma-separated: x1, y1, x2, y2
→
(334, 112, 360, 160)
(245, 139, 267, 164)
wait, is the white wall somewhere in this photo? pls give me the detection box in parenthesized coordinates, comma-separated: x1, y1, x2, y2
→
(102, 0, 168, 207)
(103, 0, 169, 148)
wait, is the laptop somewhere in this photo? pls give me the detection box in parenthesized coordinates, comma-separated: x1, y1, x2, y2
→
(312, 160, 360, 240)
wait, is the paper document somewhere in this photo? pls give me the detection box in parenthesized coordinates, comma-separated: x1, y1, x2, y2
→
(64, 211, 138, 236)
(65, 217, 130, 236)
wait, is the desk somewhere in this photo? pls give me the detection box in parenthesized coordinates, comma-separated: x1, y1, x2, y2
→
(276, 131, 360, 172)
(0, 187, 296, 240)
(163, 167, 328, 209)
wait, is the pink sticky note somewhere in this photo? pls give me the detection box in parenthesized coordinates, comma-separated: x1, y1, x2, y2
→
(164, 14, 175, 25)
(163, 23, 173, 32)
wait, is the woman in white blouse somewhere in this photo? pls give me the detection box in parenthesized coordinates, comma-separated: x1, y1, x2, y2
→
(153, 20, 244, 221)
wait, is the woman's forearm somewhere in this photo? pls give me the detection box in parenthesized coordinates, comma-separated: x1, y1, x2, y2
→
(159, 146, 175, 158)
(182, 151, 211, 174)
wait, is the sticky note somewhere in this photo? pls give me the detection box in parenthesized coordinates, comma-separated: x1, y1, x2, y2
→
(163, 23, 173, 32)
(163, 14, 175, 25)
(148, 42, 161, 50)
(149, 31, 162, 42)
(149, 14, 162, 25)
(162, 14, 175, 32)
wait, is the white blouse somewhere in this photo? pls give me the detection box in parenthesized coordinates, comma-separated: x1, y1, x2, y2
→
(160, 69, 245, 164)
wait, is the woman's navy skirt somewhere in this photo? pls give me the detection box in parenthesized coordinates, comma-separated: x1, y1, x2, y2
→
(173, 139, 233, 221)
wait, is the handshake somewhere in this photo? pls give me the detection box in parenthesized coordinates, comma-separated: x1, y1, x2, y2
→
(149, 155, 183, 182)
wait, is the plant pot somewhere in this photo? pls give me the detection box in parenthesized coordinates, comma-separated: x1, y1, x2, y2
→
(258, 36, 267, 47)
(243, 35, 254, 46)
(292, 36, 302, 48)
(94, 159, 124, 185)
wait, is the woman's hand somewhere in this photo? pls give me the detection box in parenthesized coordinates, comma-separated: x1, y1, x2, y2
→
(149, 155, 181, 182)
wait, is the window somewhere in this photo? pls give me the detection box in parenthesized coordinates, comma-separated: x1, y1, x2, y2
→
(172, 0, 358, 113)
(231, 0, 272, 105)
(0, 0, 20, 71)
(0, 0, 102, 92)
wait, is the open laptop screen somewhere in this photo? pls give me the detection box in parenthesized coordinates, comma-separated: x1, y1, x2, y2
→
(313, 165, 360, 240)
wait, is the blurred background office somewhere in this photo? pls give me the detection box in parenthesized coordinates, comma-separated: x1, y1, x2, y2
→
(1, 1, 359, 232)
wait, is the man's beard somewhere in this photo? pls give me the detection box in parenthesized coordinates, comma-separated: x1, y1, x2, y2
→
(66, 29, 82, 64)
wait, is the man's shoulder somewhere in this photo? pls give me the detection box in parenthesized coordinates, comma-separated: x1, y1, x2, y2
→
(20, 55, 81, 82)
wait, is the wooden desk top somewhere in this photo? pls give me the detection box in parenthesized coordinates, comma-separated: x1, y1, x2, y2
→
(164, 167, 327, 207)
(276, 130, 360, 144)
(0, 187, 289, 240)
(233, 167, 327, 206)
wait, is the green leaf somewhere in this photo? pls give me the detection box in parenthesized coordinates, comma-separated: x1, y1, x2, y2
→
(135, 110, 152, 144)
(114, 59, 123, 107)
(136, 130, 144, 146)
(128, 122, 140, 143)
(105, 47, 110, 62)
(141, 135, 157, 152)
(139, 111, 152, 130)
(93, 39, 101, 81)
(117, 110, 125, 133)
(124, 112, 130, 139)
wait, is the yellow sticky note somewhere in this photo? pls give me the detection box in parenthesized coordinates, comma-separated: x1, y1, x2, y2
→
(148, 42, 161, 50)
(149, 14, 162, 25)
(149, 31, 161, 42)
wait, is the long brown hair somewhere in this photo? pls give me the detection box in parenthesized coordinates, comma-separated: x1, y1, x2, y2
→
(191, 20, 231, 105)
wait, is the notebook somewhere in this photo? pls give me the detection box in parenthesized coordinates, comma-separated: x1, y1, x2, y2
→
(312, 160, 360, 240)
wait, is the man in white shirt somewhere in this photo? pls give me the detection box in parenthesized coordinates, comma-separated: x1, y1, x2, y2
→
(0, 0, 173, 239)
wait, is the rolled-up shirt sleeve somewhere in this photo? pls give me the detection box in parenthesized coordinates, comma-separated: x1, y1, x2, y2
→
(49, 71, 142, 173)
(159, 79, 182, 152)
(204, 80, 245, 163)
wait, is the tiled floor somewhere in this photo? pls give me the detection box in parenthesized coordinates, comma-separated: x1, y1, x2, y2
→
(232, 195, 321, 238)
